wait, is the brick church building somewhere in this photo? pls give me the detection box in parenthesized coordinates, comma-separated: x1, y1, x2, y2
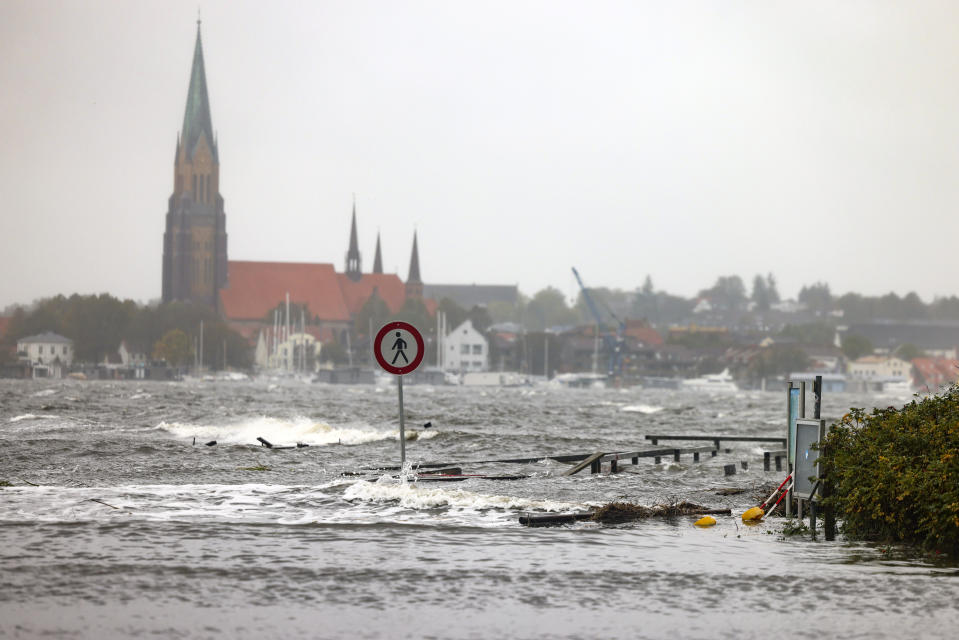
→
(162, 22, 428, 344)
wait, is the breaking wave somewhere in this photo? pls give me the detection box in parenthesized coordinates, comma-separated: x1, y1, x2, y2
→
(343, 477, 585, 513)
(156, 416, 437, 447)
(621, 404, 664, 414)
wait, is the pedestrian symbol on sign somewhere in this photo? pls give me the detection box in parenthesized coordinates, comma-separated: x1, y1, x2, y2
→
(391, 332, 409, 365)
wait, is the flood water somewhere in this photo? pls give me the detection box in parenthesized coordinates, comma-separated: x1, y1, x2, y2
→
(1, 378, 958, 639)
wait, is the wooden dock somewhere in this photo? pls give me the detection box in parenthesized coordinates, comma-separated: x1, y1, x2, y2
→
(645, 434, 786, 448)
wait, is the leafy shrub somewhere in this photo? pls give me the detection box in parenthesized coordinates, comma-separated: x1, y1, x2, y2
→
(821, 386, 959, 556)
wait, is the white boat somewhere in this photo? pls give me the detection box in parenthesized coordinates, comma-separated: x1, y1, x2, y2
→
(880, 378, 913, 395)
(681, 368, 739, 392)
(549, 373, 607, 389)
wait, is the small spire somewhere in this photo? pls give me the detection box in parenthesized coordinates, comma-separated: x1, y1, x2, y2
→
(372, 232, 383, 274)
(345, 200, 362, 281)
(407, 231, 421, 283)
(405, 231, 423, 300)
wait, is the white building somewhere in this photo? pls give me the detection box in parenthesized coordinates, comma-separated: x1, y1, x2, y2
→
(118, 341, 149, 367)
(847, 355, 911, 380)
(17, 332, 74, 378)
(256, 330, 321, 372)
(442, 319, 489, 372)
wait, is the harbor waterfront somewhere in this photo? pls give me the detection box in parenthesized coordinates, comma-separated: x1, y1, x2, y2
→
(2, 379, 958, 638)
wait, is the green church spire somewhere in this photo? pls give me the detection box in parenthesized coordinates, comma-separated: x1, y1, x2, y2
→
(181, 20, 217, 161)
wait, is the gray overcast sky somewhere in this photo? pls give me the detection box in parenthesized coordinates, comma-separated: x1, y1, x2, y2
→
(2, 1, 959, 310)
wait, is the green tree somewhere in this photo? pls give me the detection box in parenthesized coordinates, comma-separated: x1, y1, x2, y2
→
(526, 287, 579, 331)
(746, 345, 810, 380)
(392, 298, 432, 332)
(765, 273, 780, 305)
(779, 322, 835, 346)
(842, 334, 873, 360)
(894, 343, 924, 361)
(355, 291, 392, 337)
(467, 305, 493, 333)
(153, 329, 192, 367)
(641, 275, 654, 296)
(799, 282, 833, 314)
(698, 275, 747, 311)
(751, 275, 771, 311)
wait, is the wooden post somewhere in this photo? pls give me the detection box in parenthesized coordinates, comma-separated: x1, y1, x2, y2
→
(693, 452, 700, 462)
(631, 456, 639, 465)
(610, 459, 618, 473)
(764, 451, 771, 471)
(673, 449, 680, 462)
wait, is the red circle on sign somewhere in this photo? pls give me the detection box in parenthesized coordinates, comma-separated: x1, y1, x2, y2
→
(373, 321, 425, 375)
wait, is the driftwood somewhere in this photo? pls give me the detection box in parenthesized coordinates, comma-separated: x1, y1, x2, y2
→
(591, 501, 731, 524)
(520, 501, 732, 527)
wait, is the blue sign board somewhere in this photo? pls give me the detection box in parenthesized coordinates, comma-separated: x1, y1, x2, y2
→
(788, 386, 800, 465)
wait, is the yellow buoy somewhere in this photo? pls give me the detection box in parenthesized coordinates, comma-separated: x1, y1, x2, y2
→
(694, 515, 717, 527)
(741, 506, 764, 522)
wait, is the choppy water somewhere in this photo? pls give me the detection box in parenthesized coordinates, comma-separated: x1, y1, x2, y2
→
(2, 379, 958, 639)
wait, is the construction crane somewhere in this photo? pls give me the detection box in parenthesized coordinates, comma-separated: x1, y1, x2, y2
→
(571, 267, 626, 377)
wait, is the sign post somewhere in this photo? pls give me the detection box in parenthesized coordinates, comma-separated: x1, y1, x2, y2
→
(372, 321, 425, 466)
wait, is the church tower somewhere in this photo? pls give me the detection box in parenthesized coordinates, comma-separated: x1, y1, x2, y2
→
(162, 20, 228, 308)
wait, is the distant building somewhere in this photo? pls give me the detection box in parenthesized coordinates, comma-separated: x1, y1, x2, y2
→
(162, 21, 228, 308)
(911, 356, 959, 391)
(847, 355, 911, 380)
(423, 284, 519, 309)
(442, 319, 489, 372)
(17, 332, 74, 378)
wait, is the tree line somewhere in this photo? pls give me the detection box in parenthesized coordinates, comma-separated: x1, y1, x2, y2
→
(0, 294, 251, 369)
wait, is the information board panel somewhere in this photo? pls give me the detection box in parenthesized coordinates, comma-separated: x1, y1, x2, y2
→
(793, 418, 825, 498)
(788, 386, 800, 465)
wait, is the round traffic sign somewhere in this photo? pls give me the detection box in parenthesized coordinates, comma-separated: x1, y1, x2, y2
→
(373, 321, 425, 375)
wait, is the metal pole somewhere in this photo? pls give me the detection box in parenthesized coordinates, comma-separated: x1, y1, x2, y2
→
(398, 374, 406, 465)
(799, 381, 806, 419)
(814, 375, 822, 420)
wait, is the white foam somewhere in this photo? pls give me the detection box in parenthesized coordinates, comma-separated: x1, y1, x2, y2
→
(31, 389, 56, 397)
(156, 416, 422, 446)
(621, 404, 664, 414)
(9, 414, 57, 423)
(343, 478, 583, 513)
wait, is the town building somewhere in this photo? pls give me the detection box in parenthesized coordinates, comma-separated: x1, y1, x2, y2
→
(911, 356, 959, 392)
(423, 284, 519, 309)
(442, 319, 489, 372)
(17, 332, 74, 378)
(847, 355, 911, 380)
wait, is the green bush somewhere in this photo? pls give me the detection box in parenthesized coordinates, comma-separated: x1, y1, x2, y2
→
(821, 386, 959, 556)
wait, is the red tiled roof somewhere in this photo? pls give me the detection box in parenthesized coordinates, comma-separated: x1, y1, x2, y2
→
(912, 357, 959, 388)
(336, 273, 407, 315)
(220, 261, 351, 323)
(625, 326, 663, 346)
